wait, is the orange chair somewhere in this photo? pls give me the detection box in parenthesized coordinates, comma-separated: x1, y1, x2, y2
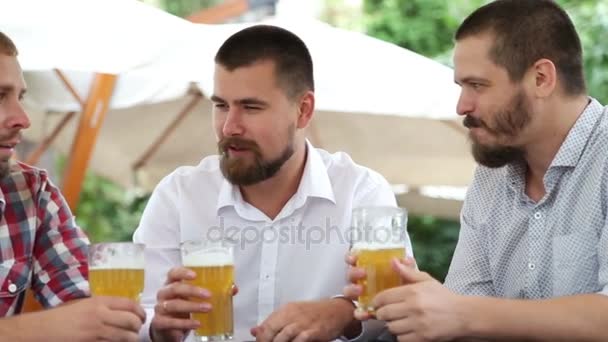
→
(21, 289, 44, 313)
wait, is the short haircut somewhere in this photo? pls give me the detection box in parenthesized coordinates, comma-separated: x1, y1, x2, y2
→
(215, 25, 314, 100)
(0, 32, 18, 56)
(455, 0, 586, 95)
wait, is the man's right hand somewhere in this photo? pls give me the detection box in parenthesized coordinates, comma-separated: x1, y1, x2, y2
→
(14, 296, 146, 342)
(150, 267, 213, 342)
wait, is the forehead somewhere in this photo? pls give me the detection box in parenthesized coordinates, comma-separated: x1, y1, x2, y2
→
(0, 54, 25, 88)
(453, 34, 508, 82)
(214, 60, 279, 90)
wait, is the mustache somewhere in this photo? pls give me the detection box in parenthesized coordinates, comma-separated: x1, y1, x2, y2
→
(463, 115, 484, 129)
(0, 130, 22, 142)
(218, 136, 260, 154)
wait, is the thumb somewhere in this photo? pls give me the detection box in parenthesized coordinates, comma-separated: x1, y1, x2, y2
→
(391, 258, 431, 283)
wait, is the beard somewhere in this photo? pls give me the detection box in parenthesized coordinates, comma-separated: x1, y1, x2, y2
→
(218, 126, 295, 186)
(0, 130, 20, 179)
(0, 159, 10, 179)
(463, 90, 530, 168)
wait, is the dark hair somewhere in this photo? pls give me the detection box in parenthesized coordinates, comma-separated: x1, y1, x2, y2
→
(215, 25, 314, 100)
(0, 32, 18, 56)
(455, 0, 585, 95)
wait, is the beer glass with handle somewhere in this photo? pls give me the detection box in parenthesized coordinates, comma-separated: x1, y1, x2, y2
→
(351, 206, 408, 315)
(88, 242, 145, 301)
(182, 240, 235, 341)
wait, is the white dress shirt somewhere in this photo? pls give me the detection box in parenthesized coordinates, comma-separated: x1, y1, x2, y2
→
(134, 141, 414, 341)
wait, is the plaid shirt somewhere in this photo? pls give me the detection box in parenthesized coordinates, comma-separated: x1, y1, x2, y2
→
(0, 160, 89, 316)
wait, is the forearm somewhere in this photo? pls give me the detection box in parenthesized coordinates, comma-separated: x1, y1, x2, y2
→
(461, 294, 608, 341)
(330, 297, 362, 339)
(1, 312, 47, 341)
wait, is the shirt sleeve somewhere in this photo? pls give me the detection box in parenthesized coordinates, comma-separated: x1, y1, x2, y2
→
(32, 176, 90, 308)
(596, 217, 608, 296)
(133, 175, 182, 342)
(443, 201, 495, 296)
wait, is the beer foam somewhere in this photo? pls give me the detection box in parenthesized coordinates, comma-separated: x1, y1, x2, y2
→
(182, 250, 234, 267)
(90, 258, 144, 270)
(352, 242, 404, 251)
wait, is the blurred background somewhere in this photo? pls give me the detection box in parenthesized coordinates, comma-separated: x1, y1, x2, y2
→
(10, 0, 608, 281)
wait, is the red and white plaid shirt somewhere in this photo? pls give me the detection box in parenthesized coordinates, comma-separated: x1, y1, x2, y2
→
(0, 160, 89, 316)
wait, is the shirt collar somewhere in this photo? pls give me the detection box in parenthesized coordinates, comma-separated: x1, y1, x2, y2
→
(506, 97, 605, 191)
(216, 140, 336, 214)
(550, 97, 605, 168)
(0, 159, 21, 210)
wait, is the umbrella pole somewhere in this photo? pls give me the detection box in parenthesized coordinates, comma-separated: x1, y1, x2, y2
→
(54, 69, 85, 106)
(25, 111, 77, 165)
(186, 0, 249, 23)
(62, 73, 117, 210)
(25, 70, 85, 165)
(132, 93, 203, 171)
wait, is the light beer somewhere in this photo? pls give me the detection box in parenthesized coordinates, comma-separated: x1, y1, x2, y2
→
(88, 242, 145, 301)
(183, 248, 234, 341)
(89, 267, 144, 301)
(354, 244, 404, 314)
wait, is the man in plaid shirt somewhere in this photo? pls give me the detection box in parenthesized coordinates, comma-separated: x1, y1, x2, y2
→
(0, 32, 145, 341)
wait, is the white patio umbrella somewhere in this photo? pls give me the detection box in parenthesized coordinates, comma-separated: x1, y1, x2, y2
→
(4, 1, 472, 216)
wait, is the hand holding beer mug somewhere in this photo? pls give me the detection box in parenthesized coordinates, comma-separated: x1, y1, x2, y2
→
(351, 207, 407, 315)
(88, 242, 145, 300)
(182, 240, 235, 341)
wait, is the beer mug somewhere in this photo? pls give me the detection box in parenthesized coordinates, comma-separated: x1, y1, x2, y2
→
(182, 240, 235, 341)
(351, 206, 407, 314)
(88, 242, 145, 301)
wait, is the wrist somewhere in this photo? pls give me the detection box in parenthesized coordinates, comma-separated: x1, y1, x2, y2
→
(457, 295, 492, 339)
(150, 325, 162, 342)
(330, 297, 361, 339)
(454, 294, 475, 338)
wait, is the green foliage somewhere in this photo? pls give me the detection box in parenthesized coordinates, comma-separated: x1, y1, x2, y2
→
(151, 0, 221, 17)
(408, 216, 460, 282)
(363, 0, 491, 58)
(558, 0, 608, 103)
(75, 174, 149, 243)
(361, 0, 608, 280)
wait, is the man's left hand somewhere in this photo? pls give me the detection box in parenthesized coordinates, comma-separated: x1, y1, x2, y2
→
(251, 298, 359, 342)
(373, 259, 468, 342)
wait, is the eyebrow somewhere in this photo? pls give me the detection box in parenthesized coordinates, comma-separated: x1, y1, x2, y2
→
(210, 95, 268, 107)
(0, 85, 27, 97)
(454, 77, 489, 86)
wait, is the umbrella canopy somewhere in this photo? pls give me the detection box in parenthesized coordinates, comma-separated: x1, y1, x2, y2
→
(4, 1, 472, 216)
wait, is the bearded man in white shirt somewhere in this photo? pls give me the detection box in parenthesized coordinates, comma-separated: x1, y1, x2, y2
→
(133, 25, 413, 342)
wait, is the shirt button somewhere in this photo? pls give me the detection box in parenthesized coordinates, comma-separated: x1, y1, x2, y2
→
(528, 263, 536, 270)
(534, 212, 542, 220)
(7, 283, 17, 294)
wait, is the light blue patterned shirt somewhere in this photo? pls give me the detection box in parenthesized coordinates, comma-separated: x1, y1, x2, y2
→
(445, 98, 608, 299)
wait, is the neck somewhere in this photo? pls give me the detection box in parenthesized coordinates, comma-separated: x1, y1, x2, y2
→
(524, 95, 589, 182)
(240, 141, 307, 220)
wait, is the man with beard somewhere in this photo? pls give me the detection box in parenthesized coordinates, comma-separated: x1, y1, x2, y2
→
(133, 25, 413, 342)
(0, 32, 146, 341)
(344, 0, 608, 341)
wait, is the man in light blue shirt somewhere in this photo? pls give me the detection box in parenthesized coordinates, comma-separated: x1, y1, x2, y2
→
(346, 0, 608, 341)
